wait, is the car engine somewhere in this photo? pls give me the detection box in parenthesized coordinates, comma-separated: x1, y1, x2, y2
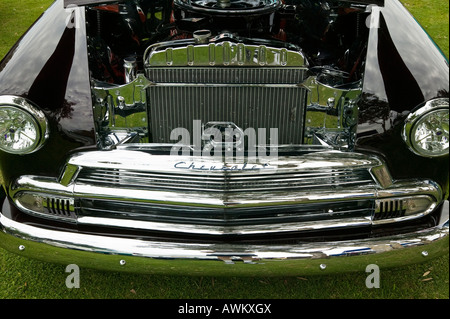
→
(87, 0, 372, 151)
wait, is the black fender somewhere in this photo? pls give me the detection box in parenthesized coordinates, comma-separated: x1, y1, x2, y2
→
(356, 0, 449, 197)
(0, 0, 95, 188)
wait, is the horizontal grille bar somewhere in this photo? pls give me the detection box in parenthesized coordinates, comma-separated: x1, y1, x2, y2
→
(76, 199, 374, 236)
(76, 167, 375, 193)
(78, 199, 373, 226)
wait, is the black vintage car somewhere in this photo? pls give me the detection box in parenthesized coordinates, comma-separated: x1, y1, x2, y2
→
(0, 0, 448, 275)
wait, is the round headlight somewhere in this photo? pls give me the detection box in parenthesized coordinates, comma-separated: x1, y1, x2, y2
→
(403, 98, 449, 158)
(0, 96, 49, 155)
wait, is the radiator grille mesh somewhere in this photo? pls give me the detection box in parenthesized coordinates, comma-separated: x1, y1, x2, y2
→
(146, 67, 308, 145)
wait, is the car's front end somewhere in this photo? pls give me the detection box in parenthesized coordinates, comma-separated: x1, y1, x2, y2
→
(0, 0, 448, 275)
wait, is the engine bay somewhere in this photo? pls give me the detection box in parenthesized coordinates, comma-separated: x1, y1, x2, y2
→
(87, 0, 373, 152)
(87, 0, 371, 85)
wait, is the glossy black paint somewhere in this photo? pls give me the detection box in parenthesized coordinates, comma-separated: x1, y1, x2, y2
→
(0, 0, 448, 199)
(0, 0, 96, 188)
(361, 0, 448, 109)
(356, 0, 449, 197)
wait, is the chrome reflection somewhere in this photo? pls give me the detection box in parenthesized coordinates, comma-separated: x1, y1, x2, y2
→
(144, 33, 305, 67)
(0, 210, 448, 275)
(92, 74, 152, 149)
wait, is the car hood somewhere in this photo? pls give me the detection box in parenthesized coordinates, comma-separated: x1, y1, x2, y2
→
(64, 0, 384, 8)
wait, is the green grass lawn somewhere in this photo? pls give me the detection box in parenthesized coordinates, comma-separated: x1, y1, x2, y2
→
(0, 0, 54, 58)
(0, 0, 449, 300)
(0, 249, 448, 299)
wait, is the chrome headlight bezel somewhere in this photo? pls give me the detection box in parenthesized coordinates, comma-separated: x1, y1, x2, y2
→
(402, 98, 449, 158)
(0, 95, 49, 155)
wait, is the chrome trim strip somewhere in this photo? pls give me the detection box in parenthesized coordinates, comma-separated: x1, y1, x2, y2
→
(76, 215, 372, 236)
(66, 149, 384, 175)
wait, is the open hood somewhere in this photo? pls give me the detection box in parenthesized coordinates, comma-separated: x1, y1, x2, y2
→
(64, 0, 384, 8)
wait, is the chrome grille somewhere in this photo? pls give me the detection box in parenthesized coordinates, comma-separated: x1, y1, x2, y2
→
(76, 167, 375, 193)
(66, 150, 383, 238)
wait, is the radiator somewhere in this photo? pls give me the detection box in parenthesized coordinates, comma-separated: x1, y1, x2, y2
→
(146, 67, 308, 145)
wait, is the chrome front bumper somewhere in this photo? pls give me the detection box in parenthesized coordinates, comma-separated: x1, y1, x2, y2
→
(0, 203, 448, 276)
